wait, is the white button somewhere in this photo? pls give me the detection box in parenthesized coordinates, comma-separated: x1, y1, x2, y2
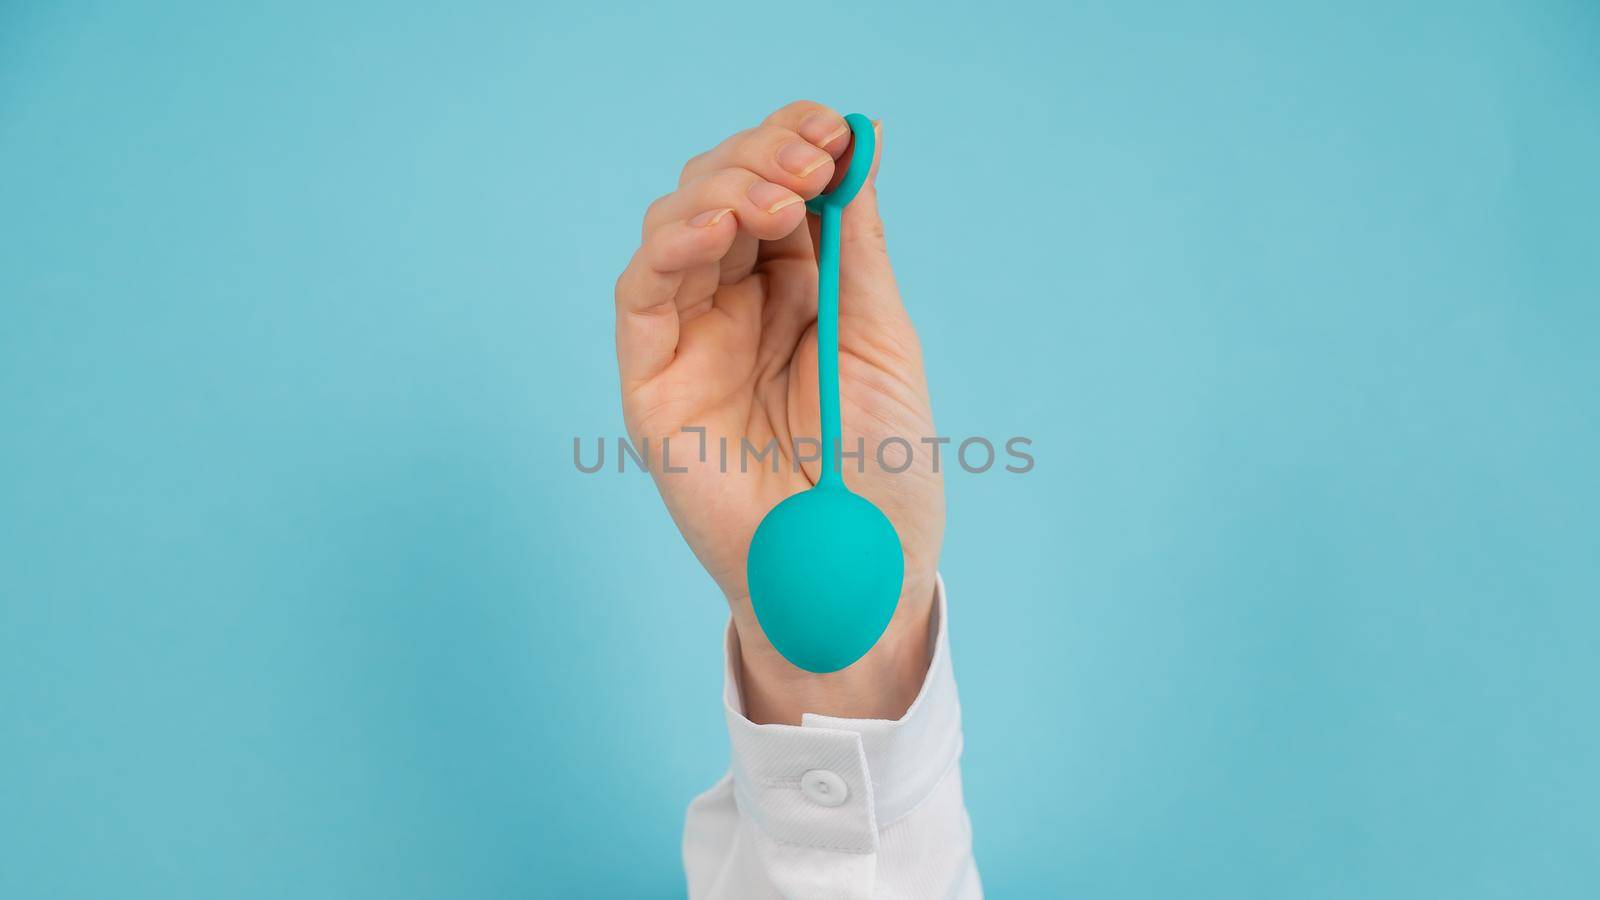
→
(800, 769, 849, 807)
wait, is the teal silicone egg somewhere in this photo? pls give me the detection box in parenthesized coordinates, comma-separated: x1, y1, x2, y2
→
(746, 483, 904, 673)
(744, 112, 902, 673)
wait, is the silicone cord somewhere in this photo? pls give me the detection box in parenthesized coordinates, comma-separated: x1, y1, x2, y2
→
(806, 113, 876, 488)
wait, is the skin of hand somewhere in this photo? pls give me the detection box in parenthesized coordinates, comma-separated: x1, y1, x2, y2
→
(614, 101, 944, 725)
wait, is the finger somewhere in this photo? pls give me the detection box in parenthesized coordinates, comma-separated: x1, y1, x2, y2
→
(762, 100, 853, 160)
(677, 123, 837, 201)
(839, 121, 903, 322)
(675, 102, 850, 186)
(615, 208, 739, 387)
(644, 167, 809, 243)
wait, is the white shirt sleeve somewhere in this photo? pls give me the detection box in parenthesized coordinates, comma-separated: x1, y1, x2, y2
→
(683, 575, 982, 899)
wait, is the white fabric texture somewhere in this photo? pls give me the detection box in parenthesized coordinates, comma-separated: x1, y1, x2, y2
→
(683, 576, 982, 899)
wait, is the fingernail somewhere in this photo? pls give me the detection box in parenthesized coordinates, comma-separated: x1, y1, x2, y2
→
(777, 141, 831, 178)
(690, 208, 733, 227)
(747, 181, 802, 214)
(799, 112, 850, 154)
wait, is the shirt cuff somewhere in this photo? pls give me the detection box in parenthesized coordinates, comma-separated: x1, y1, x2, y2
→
(720, 574, 964, 854)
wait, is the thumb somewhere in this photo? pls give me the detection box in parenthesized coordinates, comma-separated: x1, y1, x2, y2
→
(838, 121, 904, 322)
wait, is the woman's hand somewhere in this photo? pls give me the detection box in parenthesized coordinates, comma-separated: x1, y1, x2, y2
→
(614, 101, 944, 724)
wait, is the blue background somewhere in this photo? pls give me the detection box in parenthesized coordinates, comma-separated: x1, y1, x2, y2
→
(3, 1, 1597, 897)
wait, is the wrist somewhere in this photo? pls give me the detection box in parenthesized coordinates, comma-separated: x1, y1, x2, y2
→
(731, 571, 937, 725)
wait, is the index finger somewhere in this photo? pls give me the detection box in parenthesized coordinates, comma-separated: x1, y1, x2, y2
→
(763, 100, 852, 160)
